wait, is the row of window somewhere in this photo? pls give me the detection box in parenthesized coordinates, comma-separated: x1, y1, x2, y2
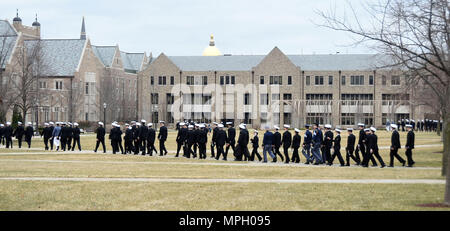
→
(305, 75, 401, 86)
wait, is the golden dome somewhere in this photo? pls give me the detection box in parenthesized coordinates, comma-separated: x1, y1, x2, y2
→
(202, 34, 222, 56)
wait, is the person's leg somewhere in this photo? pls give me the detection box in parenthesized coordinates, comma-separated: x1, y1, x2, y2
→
(283, 146, 290, 163)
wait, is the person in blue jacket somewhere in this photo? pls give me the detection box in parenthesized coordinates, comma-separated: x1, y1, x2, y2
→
(262, 126, 276, 163)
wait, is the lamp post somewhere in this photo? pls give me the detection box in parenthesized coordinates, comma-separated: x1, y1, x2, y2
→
(103, 103, 107, 124)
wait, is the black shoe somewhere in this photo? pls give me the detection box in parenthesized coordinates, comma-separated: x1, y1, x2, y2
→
(345, 163, 350, 166)
(402, 161, 406, 167)
(340, 164, 345, 167)
(223, 158, 227, 161)
(381, 164, 386, 168)
(372, 164, 378, 167)
(305, 161, 310, 165)
(272, 157, 277, 163)
(175, 155, 179, 157)
(388, 165, 394, 168)
(313, 162, 320, 165)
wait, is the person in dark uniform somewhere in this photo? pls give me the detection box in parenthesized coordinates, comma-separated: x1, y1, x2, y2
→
(24, 122, 34, 148)
(198, 124, 208, 159)
(116, 123, 124, 154)
(0, 124, 4, 146)
(194, 124, 203, 158)
(48, 122, 55, 150)
(94, 122, 106, 153)
(250, 130, 262, 161)
(124, 124, 134, 154)
(236, 124, 250, 161)
(67, 123, 73, 150)
(329, 128, 345, 166)
(60, 123, 72, 151)
(302, 124, 312, 164)
(13, 122, 25, 148)
(281, 125, 292, 164)
(158, 121, 168, 155)
(42, 123, 52, 150)
(273, 126, 284, 162)
(363, 127, 386, 168)
(210, 122, 219, 158)
(175, 122, 186, 157)
(185, 125, 196, 158)
(345, 128, 359, 166)
(323, 124, 333, 165)
(225, 122, 236, 158)
(388, 124, 405, 167)
(4, 122, 13, 148)
(139, 120, 148, 155)
(405, 124, 415, 167)
(215, 124, 227, 160)
(146, 123, 157, 156)
(355, 123, 368, 165)
(401, 119, 406, 132)
(311, 123, 323, 165)
(291, 128, 301, 163)
(71, 122, 82, 151)
(133, 122, 141, 154)
(109, 123, 119, 154)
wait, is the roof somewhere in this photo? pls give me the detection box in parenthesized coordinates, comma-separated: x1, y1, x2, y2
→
(92, 46, 116, 67)
(166, 54, 387, 71)
(0, 20, 18, 68)
(24, 39, 86, 76)
(120, 51, 145, 73)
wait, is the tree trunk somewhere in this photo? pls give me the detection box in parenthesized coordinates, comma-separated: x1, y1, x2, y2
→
(444, 116, 450, 205)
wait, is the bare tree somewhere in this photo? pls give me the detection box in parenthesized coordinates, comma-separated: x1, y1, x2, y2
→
(0, 33, 19, 122)
(317, 0, 450, 204)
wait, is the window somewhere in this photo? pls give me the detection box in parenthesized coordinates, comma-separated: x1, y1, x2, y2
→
(382, 94, 410, 105)
(170, 76, 174, 85)
(186, 76, 194, 85)
(271, 94, 280, 101)
(306, 113, 332, 125)
(166, 93, 174, 105)
(158, 76, 166, 85)
(306, 94, 333, 105)
(283, 94, 292, 100)
(244, 112, 252, 125)
(288, 76, 292, 85)
(203, 76, 207, 85)
(85, 82, 89, 95)
(341, 75, 346, 85)
(167, 112, 174, 123)
(341, 94, 373, 105)
(55, 81, 63, 90)
(260, 94, 269, 105)
(283, 113, 291, 125)
(151, 93, 159, 105)
(350, 75, 364, 85)
(226, 76, 230, 85)
(231, 76, 235, 85)
(306, 76, 310, 86)
(260, 76, 264, 84)
(369, 75, 374, 85)
(244, 93, 251, 105)
(202, 95, 212, 104)
(382, 75, 387, 85)
(220, 75, 235, 85)
(341, 113, 355, 125)
(150, 76, 154, 85)
(39, 81, 47, 89)
(328, 76, 333, 85)
(315, 76, 324, 85)
(220, 76, 224, 85)
(391, 75, 400, 85)
(270, 76, 282, 85)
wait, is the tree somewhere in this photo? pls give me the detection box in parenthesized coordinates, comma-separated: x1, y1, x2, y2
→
(317, 0, 450, 204)
(0, 32, 19, 123)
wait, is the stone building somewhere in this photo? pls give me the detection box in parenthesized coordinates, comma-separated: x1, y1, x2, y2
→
(0, 14, 148, 125)
(138, 36, 429, 128)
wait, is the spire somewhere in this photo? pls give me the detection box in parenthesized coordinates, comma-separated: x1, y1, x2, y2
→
(32, 13, 40, 27)
(80, 16, 86, 40)
(209, 34, 215, 46)
(13, 9, 22, 22)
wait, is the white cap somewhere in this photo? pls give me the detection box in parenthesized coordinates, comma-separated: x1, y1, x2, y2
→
(199, 124, 205, 128)
(195, 123, 199, 127)
(6, 122, 11, 125)
(74, 123, 79, 126)
(188, 125, 194, 128)
(284, 124, 290, 128)
(226, 122, 232, 125)
(295, 128, 300, 133)
(0, 124, 4, 127)
(370, 127, 377, 132)
(49, 122, 54, 125)
(98, 122, 104, 126)
(391, 124, 398, 129)
(128, 126, 133, 130)
(115, 124, 121, 128)
(159, 121, 165, 124)
(335, 128, 341, 132)
(406, 124, 413, 128)
(179, 122, 185, 126)
(18, 122, 22, 125)
(325, 124, 332, 129)
(254, 130, 258, 133)
(141, 120, 146, 123)
(347, 128, 354, 131)
(27, 122, 32, 125)
(364, 128, 370, 132)
(147, 123, 153, 127)
(358, 123, 365, 127)
(213, 122, 218, 125)
(239, 124, 246, 129)
(125, 123, 129, 126)
(274, 126, 280, 130)
(68, 122, 73, 126)
(136, 122, 141, 126)
(218, 124, 224, 128)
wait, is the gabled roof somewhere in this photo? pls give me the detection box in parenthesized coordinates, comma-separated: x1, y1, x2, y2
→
(120, 51, 145, 73)
(168, 55, 265, 71)
(165, 53, 387, 71)
(24, 39, 86, 76)
(0, 20, 18, 68)
(92, 45, 116, 67)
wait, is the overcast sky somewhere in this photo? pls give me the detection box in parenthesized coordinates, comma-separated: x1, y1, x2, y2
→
(1, 0, 377, 56)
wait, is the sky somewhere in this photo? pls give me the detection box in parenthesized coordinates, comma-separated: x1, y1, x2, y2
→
(0, 0, 377, 56)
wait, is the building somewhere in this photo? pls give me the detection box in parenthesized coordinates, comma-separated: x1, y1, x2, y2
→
(138, 36, 430, 128)
(0, 13, 148, 125)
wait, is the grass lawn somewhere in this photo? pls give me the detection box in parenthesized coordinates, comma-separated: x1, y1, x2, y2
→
(0, 130, 448, 211)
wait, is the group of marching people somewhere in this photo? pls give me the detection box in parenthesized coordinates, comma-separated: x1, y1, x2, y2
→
(0, 122, 36, 149)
